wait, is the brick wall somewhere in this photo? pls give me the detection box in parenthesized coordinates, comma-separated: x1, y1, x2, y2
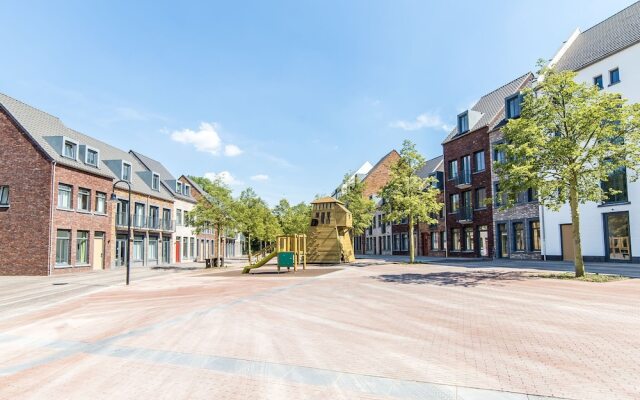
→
(444, 127, 495, 258)
(0, 108, 52, 275)
(362, 150, 400, 198)
(50, 165, 114, 274)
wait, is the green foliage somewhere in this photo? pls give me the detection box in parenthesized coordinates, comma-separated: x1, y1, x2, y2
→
(189, 176, 236, 234)
(273, 199, 311, 235)
(496, 64, 640, 276)
(338, 173, 376, 236)
(380, 140, 443, 263)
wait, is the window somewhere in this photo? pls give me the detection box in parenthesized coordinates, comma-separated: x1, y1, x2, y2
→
(77, 188, 90, 211)
(458, 112, 469, 133)
(494, 183, 506, 207)
(183, 237, 188, 258)
(505, 94, 522, 119)
(184, 211, 190, 227)
(463, 227, 474, 251)
(148, 238, 158, 260)
(86, 148, 99, 166)
(176, 209, 183, 226)
(133, 236, 144, 261)
(440, 231, 445, 250)
(602, 167, 628, 203)
(430, 232, 439, 251)
(55, 230, 71, 265)
(475, 187, 487, 209)
(184, 185, 191, 196)
(122, 162, 132, 181)
(451, 229, 461, 251)
(63, 139, 77, 159)
(494, 147, 506, 163)
(474, 151, 485, 172)
(401, 233, 408, 251)
(190, 237, 195, 258)
(327, 212, 331, 224)
(527, 188, 538, 203)
(149, 206, 159, 228)
(450, 193, 460, 213)
(58, 184, 72, 209)
(530, 221, 541, 251)
(134, 203, 146, 228)
(152, 173, 160, 191)
(393, 234, 400, 251)
(76, 231, 89, 264)
(0, 186, 9, 207)
(95, 192, 106, 214)
(516, 191, 527, 204)
(176, 182, 183, 194)
(594, 75, 604, 90)
(513, 222, 525, 251)
(449, 160, 458, 179)
(609, 68, 620, 85)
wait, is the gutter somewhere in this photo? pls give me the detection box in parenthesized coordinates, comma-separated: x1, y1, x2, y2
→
(48, 161, 56, 276)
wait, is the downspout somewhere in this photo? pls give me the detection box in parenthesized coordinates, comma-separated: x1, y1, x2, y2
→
(48, 161, 57, 276)
(540, 203, 547, 261)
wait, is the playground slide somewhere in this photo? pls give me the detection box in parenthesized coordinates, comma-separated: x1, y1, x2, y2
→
(242, 251, 277, 274)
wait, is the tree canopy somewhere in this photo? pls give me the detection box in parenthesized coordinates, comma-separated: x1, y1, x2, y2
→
(338, 173, 376, 237)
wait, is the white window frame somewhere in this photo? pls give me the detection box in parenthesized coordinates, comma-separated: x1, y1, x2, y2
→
(95, 192, 107, 214)
(152, 173, 160, 191)
(0, 185, 9, 207)
(77, 187, 91, 212)
(176, 181, 183, 193)
(85, 146, 100, 167)
(62, 137, 79, 160)
(121, 161, 132, 182)
(58, 183, 73, 209)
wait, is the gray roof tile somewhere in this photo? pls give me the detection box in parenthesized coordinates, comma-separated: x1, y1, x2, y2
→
(417, 155, 444, 178)
(131, 151, 196, 203)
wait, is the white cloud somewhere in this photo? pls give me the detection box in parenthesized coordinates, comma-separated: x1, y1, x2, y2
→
(170, 122, 242, 157)
(224, 144, 243, 157)
(250, 174, 269, 181)
(204, 171, 243, 186)
(389, 112, 451, 132)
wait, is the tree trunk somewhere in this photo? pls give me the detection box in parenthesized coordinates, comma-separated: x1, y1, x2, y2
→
(247, 234, 252, 265)
(408, 213, 415, 264)
(568, 179, 585, 277)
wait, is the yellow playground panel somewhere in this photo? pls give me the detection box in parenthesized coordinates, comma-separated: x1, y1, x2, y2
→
(242, 234, 307, 274)
(307, 197, 355, 264)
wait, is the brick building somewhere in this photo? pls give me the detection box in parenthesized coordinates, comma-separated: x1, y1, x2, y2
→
(442, 74, 533, 258)
(417, 156, 446, 257)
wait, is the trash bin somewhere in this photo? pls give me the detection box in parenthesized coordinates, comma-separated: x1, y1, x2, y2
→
(278, 252, 295, 268)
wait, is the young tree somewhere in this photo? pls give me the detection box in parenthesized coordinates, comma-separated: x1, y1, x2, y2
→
(274, 199, 311, 235)
(380, 140, 443, 263)
(189, 176, 236, 267)
(235, 188, 269, 264)
(339, 173, 376, 240)
(496, 65, 640, 277)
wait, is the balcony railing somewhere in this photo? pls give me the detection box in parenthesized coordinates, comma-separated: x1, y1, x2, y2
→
(162, 219, 174, 232)
(457, 205, 473, 223)
(455, 169, 472, 188)
(115, 212, 128, 227)
(148, 215, 161, 230)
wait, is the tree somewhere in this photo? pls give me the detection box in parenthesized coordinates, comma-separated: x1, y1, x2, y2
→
(338, 173, 376, 239)
(273, 199, 311, 235)
(496, 65, 640, 277)
(235, 188, 271, 264)
(380, 140, 443, 263)
(189, 176, 236, 267)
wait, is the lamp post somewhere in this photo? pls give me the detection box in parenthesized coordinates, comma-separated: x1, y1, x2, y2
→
(111, 180, 132, 285)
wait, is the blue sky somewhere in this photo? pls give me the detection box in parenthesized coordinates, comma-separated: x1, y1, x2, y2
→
(1, 0, 635, 205)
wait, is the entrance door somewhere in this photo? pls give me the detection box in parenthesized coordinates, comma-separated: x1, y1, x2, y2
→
(605, 212, 631, 261)
(93, 233, 104, 270)
(175, 240, 181, 263)
(561, 224, 575, 261)
(162, 239, 171, 264)
(478, 226, 488, 257)
(115, 235, 127, 267)
(497, 224, 508, 258)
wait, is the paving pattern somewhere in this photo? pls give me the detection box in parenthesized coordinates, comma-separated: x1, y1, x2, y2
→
(0, 260, 638, 399)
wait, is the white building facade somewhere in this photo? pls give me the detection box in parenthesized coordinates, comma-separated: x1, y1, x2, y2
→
(542, 3, 640, 263)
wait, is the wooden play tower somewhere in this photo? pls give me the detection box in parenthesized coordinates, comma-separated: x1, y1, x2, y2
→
(306, 197, 355, 264)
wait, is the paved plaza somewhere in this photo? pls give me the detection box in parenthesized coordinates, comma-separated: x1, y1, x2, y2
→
(0, 259, 638, 399)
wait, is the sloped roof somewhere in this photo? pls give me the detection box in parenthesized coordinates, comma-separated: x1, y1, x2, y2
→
(554, 1, 640, 71)
(442, 73, 534, 144)
(0, 92, 173, 200)
(416, 155, 444, 179)
(131, 151, 195, 203)
(312, 196, 342, 204)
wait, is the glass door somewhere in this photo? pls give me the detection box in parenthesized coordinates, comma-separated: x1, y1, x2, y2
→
(115, 234, 127, 266)
(605, 212, 631, 261)
(498, 224, 508, 258)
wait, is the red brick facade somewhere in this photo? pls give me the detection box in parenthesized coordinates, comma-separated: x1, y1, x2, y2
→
(444, 126, 494, 258)
(0, 108, 53, 275)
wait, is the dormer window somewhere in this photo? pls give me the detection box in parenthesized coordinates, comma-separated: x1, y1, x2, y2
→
(122, 162, 132, 181)
(63, 139, 78, 160)
(458, 112, 469, 133)
(184, 185, 191, 196)
(152, 173, 160, 191)
(85, 148, 99, 167)
(505, 93, 523, 119)
(176, 181, 183, 193)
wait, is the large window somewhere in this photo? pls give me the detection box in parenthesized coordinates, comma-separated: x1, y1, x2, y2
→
(530, 221, 541, 251)
(430, 232, 439, 251)
(76, 231, 89, 264)
(134, 203, 146, 228)
(133, 236, 144, 261)
(63, 139, 77, 159)
(513, 222, 525, 251)
(149, 206, 159, 228)
(190, 237, 195, 257)
(449, 160, 458, 179)
(475, 187, 487, 209)
(451, 229, 461, 251)
(0, 186, 9, 206)
(95, 192, 106, 214)
(463, 227, 474, 251)
(58, 184, 72, 209)
(183, 237, 188, 258)
(77, 188, 91, 211)
(602, 167, 628, 203)
(474, 151, 485, 172)
(450, 193, 460, 213)
(148, 237, 158, 260)
(55, 230, 71, 265)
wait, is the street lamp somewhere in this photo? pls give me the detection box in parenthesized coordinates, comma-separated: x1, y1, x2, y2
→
(111, 179, 132, 285)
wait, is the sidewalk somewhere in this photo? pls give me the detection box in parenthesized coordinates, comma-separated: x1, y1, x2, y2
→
(356, 254, 640, 278)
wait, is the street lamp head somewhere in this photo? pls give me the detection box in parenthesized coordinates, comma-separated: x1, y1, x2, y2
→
(110, 193, 118, 201)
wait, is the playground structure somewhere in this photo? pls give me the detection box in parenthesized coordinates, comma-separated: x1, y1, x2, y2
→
(242, 234, 307, 274)
(306, 197, 355, 264)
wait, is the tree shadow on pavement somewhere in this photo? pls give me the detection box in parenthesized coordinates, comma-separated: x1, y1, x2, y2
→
(372, 271, 529, 287)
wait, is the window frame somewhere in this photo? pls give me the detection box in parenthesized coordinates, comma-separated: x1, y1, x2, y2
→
(473, 151, 485, 172)
(609, 68, 620, 86)
(121, 161, 132, 182)
(505, 93, 523, 119)
(152, 173, 160, 191)
(76, 230, 90, 265)
(95, 192, 107, 214)
(475, 187, 487, 210)
(448, 160, 458, 180)
(457, 112, 469, 133)
(0, 185, 9, 207)
(593, 75, 604, 90)
(55, 229, 71, 266)
(62, 138, 79, 160)
(57, 183, 73, 209)
(529, 220, 541, 252)
(85, 146, 100, 167)
(513, 222, 525, 252)
(77, 188, 91, 212)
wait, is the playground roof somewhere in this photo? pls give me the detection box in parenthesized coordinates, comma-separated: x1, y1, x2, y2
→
(312, 196, 343, 204)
